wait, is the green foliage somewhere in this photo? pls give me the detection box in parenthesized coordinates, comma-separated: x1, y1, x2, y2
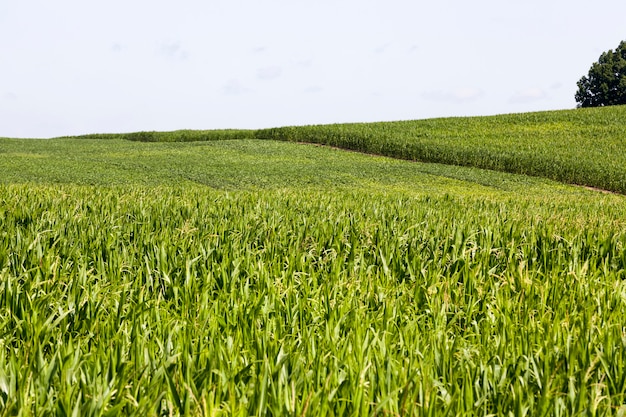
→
(0, 137, 570, 194)
(14, 105, 625, 194)
(3, 108, 626, 415)
(576, 41, 626, 108)
(256, 106, 626, 193)
(1, 183, 626, 415)
(59, 129, 256, 142)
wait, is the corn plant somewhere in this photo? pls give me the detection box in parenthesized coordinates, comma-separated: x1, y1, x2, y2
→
(1, 182, 626, 416)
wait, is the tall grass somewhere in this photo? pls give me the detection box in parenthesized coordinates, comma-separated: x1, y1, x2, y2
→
(2, 184, 626, 415)
(255, 106, 626, 193)
(31, 105, 626, 193)
(60, 129, 256, 142)
(0, 138, 577, 194)
(3, 109, 626, 415)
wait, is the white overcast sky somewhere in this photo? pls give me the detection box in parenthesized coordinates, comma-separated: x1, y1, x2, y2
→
(1, 0, 625, 138)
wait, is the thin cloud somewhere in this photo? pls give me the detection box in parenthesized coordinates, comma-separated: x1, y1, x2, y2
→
(510, 87, 547, 103)
(221, 79, 252, 96)
(422, 87, 483, 103)
(257, 66, 282, 80)
(2, 92, 17, 101)
(304, 86, 324, 94)
(295, 59, 313, 68)
(374, 43, 391, 54)
(158, 41, 188, 61)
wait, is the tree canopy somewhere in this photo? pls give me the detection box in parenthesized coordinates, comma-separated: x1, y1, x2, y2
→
(575, 41, 626, 108)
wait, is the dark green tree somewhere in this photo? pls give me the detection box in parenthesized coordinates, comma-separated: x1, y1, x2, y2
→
(575, 41, 626, 107)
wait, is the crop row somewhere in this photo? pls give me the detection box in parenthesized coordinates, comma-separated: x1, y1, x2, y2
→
(61, 129, 256, 142)
(46, 106, 626, 193)
(2, 185, 626, 415)
(255, 106, 626, 194)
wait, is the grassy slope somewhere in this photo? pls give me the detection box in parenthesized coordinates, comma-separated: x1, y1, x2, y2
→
(2, 183, 626, 415)
(57, 129, 256, 142)
(11, 105, 624, 192)
(0, 137, 585, 195)
(3, 116, 626, 414)
(256, 105, 626, 193)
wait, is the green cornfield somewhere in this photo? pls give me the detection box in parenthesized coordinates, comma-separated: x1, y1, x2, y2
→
(256, 105, 626, 193)
(2, 108, 626, 415)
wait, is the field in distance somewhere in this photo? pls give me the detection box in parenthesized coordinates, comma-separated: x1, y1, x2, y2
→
(0, 136, 588, 194)
(257, 105, 626, 193)
(1, 112, 626, 415)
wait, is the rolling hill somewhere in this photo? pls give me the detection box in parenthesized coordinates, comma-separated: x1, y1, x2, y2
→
(1, 107, 626, 415)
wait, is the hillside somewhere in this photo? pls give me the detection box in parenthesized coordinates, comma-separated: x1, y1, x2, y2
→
(2, 109, 626, 415)
(50, 106, 626, 194)
(256, 106, 626, 193)
(0, 136, 604, 195)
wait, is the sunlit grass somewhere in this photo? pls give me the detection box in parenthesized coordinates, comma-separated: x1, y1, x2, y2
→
(0, 138, 577, 196)
(2, 184, 626, 415)
(256, 105, 626, 193)
(2, 115, 626, 415)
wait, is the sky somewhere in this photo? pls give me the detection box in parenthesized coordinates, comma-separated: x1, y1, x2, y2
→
(1, 0, 625, 138)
